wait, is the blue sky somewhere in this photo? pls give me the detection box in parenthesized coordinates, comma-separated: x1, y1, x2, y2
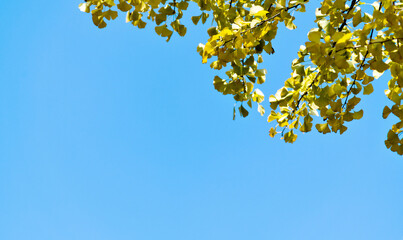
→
(0, 1, 402, 240)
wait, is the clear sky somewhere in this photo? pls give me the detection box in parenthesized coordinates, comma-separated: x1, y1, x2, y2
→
(0, 1, 402, 240)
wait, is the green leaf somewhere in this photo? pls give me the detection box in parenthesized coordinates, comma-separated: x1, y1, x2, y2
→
(353, 10, 362, 27)
(284, 130, 297, 143)
(308, 30, 321, 43)
(337, 123, 347, 134)
(239, 105, 249, 117)
(336, 33, 353, 45)
(191, 15, 201, 25)
(285, 19, 297, 30)
(363, 84, 374, 95)
(78, 2, 91, 13)
(213, 76, 226, 92)
(269, 127, 277, 137)
(353, 110, 364, 120)
(155, 25, 173, 41)
(383, 106, 391, 119)
(316, 123, 331, 134)
(104, 0, 115, 7)
(347, 97, 361, 111)
(104, 10, 118, 20)
(117, 1, 132, 11)
(257, 55, 263, 63)
(201, 12, 209, 24)
(250, 5, 264, 15)
(258, 104, 265, 116)
(149, 0, 161, 8)
(373, 69, 384, 79)
(177, 1, 189, 10)
(247, 99, 252, 108)
(252, 89, 264, 103)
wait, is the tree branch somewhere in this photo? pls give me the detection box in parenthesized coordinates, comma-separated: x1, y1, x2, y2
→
(338, 0, 359, 31)
(342, 1, 383, 110)
(335, 37, 403, 53)
(291, 0, 364, 114)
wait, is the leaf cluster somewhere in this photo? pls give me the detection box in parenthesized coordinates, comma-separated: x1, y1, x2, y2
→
(79, 0, 403, 155)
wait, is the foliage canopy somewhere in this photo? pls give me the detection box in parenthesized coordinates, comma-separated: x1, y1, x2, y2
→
(79, 0, 403, 155)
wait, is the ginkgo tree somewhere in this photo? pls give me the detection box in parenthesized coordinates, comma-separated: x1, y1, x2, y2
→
(79, 0, 403, 155)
